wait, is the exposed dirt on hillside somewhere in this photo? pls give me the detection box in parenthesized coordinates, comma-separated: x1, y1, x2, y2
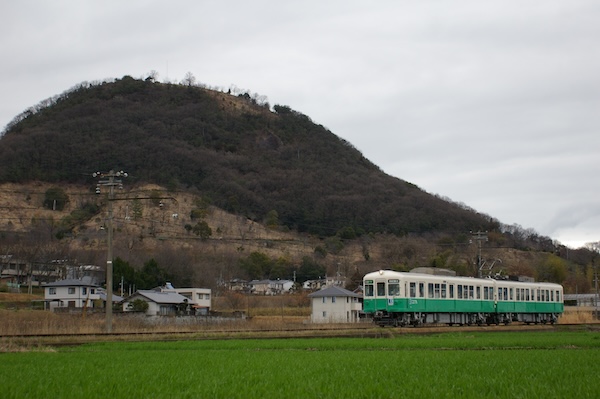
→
(0, 182, 544, 278)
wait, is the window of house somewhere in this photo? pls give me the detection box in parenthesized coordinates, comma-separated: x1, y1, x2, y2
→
(82, 287, 87, 295)
(322, 297, 326, 303)
(332, 296, 336, 303)
(68, 287, 75, 295)
(49, 287, 56, 295)
(322, 311, 327, 318)
(91, 289, 95, 294)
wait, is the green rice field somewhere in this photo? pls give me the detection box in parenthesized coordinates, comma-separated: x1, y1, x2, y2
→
(1, 329, 599, 398)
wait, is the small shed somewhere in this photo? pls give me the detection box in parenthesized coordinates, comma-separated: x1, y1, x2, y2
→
(308, 285, 362, 323)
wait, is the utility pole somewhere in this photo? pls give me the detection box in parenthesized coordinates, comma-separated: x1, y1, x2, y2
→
(471, 231, 488, 278)
(94, 170, 127, 333)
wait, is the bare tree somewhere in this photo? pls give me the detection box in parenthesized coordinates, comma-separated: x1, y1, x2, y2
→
(181, 72, 196, 87)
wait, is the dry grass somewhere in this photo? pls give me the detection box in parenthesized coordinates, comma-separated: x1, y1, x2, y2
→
(559, 307, 597, 324)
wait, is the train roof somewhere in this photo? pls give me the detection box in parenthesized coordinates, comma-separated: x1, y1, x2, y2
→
(363, 270, 562, 288)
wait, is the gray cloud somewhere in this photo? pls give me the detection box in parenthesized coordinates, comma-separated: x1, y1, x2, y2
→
(1, 0, 599, 248)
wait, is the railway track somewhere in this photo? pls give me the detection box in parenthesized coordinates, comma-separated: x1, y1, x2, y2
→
(2, 322, 596, 347)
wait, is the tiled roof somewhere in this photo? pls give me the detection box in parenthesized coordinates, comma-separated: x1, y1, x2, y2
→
(43, 279, 99, 288)
(307, 285, 362, 298)
(133, 290, 190, 304)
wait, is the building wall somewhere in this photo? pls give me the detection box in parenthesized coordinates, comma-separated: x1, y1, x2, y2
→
(175, 288, 211, 310)
(311, 296, 362, 323)
(45, 286, 99, 310)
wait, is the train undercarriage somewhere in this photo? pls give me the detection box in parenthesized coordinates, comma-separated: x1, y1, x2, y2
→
(373, 311, 559, 327)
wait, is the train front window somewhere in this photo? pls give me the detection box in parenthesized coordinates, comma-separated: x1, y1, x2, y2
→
(377, 282, 386, 297)
(388, 280, 400, 297)
(364, 282, 374, 297)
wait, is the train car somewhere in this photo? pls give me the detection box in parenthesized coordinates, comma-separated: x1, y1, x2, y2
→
(362, 270, 563, 327)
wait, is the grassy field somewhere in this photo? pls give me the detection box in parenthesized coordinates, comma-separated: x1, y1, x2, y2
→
(1, 329, 599, 399)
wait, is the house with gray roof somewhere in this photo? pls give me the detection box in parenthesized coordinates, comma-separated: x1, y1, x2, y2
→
(307, 285, 362, 323)
(43, 278, 124, 311)
(121, 289, 192, 316)
(43, 278, 99, 310)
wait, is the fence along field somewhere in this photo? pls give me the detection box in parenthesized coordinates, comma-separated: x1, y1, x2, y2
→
(1, 330, 599, 399)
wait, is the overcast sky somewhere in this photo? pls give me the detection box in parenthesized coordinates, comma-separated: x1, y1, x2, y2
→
(2, 1, 599, 249)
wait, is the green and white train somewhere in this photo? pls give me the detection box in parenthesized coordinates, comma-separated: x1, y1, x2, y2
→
(363, 270, 564, 327)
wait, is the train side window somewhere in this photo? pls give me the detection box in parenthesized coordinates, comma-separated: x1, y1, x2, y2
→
(468, 285, 474, 299)
(556, 290, 560, 302)
(476, 286, 481, 299)
(409, 282, 416, 298)
(449, 285, 454, 299)
(483, 287, 488, 300)
(428, 283, 434, 298)
(509, 288, 514, 301)
(550, 290, 554, 301)
(364, 283, 374, 297)
(526, 289, 530, 301)
(441, 284, 447, 299)
(536, 289, 540, 302)
(377, 282, 386, 297)
(419, 283, 425, 298)
(388, 282, 400, 297)
(433, 283, 440, 298)
(457, 285, 463, 299)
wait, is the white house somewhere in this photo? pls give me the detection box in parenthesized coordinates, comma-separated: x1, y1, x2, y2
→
(307, 285, 362, 323)
(172, 287, 212, 314)
(43, 278, 100, 310)
(121, 289, 191, 316)
(249, 279, 294, 295)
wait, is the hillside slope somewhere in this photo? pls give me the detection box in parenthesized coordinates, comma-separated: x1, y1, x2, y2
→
(0, 76, 495, 238)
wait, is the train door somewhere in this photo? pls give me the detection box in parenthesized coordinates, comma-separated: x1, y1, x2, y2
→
(371, 278, 388, 312)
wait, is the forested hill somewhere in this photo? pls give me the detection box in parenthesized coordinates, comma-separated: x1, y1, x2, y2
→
(0, 75, 495, 237)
